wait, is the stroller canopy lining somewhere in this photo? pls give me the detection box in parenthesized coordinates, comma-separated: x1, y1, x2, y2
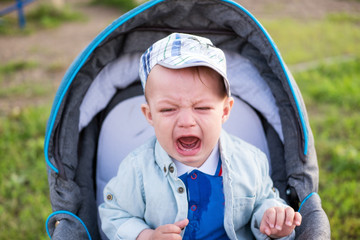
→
(78, 50, 284, 142)
(79, 52, 141, 131)
(45, 0, 310, 177)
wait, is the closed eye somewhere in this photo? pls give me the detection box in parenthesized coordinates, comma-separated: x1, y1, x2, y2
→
(195, 107, 211, 111)
(160, 108, 176, 113)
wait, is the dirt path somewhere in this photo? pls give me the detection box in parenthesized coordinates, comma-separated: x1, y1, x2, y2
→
(0, 0, 359, 113)
(0, 1, 121, 113)
(239, 0, 360, 20)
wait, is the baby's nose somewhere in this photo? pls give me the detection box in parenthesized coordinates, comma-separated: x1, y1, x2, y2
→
(177, 109, 196, 128)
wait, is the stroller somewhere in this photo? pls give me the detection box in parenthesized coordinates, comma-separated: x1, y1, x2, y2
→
(44, 0, 331, 239)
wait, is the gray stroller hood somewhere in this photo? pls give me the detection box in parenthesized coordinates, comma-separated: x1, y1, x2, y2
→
(44, 0, 330, 239)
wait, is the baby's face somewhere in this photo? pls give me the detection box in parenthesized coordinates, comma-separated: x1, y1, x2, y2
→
(142, 65, 233, 167)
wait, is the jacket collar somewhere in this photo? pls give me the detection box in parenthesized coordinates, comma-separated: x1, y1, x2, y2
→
(173, 143, 219, 177)
(219, 130, 234, 168)
(154, 140, 174, 177)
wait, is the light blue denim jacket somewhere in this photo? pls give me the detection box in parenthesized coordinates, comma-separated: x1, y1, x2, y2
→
(99, 130, 295, 240)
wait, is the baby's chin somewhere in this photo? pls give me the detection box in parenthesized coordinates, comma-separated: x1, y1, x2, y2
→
(174, 157, 207, 168)
(171, 138, 211, 167)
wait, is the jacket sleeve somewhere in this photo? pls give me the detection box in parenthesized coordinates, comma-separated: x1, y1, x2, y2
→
(250, 150, 296, 240)
(98, 156, 149, 240)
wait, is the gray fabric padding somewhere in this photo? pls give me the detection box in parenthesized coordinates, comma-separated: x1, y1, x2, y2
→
(45, 0, 328, 239)
(225, 51, 284, 142)
(264, 120, 288, 200)
(77, 118, 102, 239)
(79, 52, 142, 131)
(49, 171, 81, 213)
(47, 213, 90, 239)
(296, 194, 331, 239)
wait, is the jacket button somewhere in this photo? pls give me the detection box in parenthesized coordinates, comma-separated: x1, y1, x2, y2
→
(191, 172, 197, 180)
(55, 220, 60, 228)
(190, 205, 197, 211)
(178, 187, 184, 193)
(106, 194, 113, 201)
(163, 166, 167, 173)
(169, 165, 174, 173)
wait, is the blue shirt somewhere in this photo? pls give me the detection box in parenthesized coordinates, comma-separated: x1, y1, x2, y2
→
(179, 159, 229, 240)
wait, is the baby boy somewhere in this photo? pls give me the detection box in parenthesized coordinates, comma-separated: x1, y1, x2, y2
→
(99, 33, 301, 240)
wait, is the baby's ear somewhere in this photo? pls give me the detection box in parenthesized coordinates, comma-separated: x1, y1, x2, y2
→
(141, 103, 153, 125)
(222, 97, 234, 124)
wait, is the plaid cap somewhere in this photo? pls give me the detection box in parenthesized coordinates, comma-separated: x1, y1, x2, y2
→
(139, 33, 230, 96)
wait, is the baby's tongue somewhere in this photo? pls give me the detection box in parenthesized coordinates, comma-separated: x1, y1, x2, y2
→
(178, 137, 199, 150)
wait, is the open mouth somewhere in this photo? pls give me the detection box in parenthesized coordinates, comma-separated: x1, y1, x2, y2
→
(176, 136, 201, 155)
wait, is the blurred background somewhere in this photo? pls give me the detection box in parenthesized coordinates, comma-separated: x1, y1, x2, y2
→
(0, 0, 359, 239)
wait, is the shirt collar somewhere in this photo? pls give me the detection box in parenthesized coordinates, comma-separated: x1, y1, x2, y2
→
(173, 142, 219, 177)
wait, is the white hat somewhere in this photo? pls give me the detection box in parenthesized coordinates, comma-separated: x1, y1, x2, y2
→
(139, 33, 230, 96)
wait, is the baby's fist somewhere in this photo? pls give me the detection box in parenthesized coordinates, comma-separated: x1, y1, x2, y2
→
(260, 207, 302, 238)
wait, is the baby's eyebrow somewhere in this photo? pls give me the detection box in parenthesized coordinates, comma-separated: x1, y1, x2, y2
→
(156, 99, 178, 106)
(155, 97, 215, 108)
(192, 98, 215, 105)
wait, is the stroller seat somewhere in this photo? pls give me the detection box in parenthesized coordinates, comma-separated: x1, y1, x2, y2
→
(96, 90, 271, 239)
(89, 51, 281, 210)
(44, 0, 331, 239)
(85, 50, 280, 239)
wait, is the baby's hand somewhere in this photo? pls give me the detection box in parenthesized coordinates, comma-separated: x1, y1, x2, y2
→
(260, 207, 302, 238)
(137, 219, 189, 240)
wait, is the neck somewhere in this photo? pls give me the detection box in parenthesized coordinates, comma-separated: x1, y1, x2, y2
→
(173, 143, 219, 176)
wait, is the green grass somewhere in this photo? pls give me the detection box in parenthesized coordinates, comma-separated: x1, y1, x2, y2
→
(262, 12, 360, 64)
(0, 60, 38, 84)
(295, 60, 360, 110)
(268, 20, 360, 240)
(0, 3, 86, 35)
(0, 60, 38, 76)
(0, 17, 32, 35)
(294, 59, 360, 239)
(0, 81, 50, 98)
(0, 106, 51, 239)
(0, 60, 51, 99)
(27, 3, 86, 29)
(91, 0, 139, 11)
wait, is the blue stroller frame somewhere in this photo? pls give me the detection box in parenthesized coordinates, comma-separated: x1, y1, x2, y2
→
(44, 0, 331, 239)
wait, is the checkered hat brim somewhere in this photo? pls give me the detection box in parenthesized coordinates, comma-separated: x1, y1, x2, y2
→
(139, 33, 230, 96)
